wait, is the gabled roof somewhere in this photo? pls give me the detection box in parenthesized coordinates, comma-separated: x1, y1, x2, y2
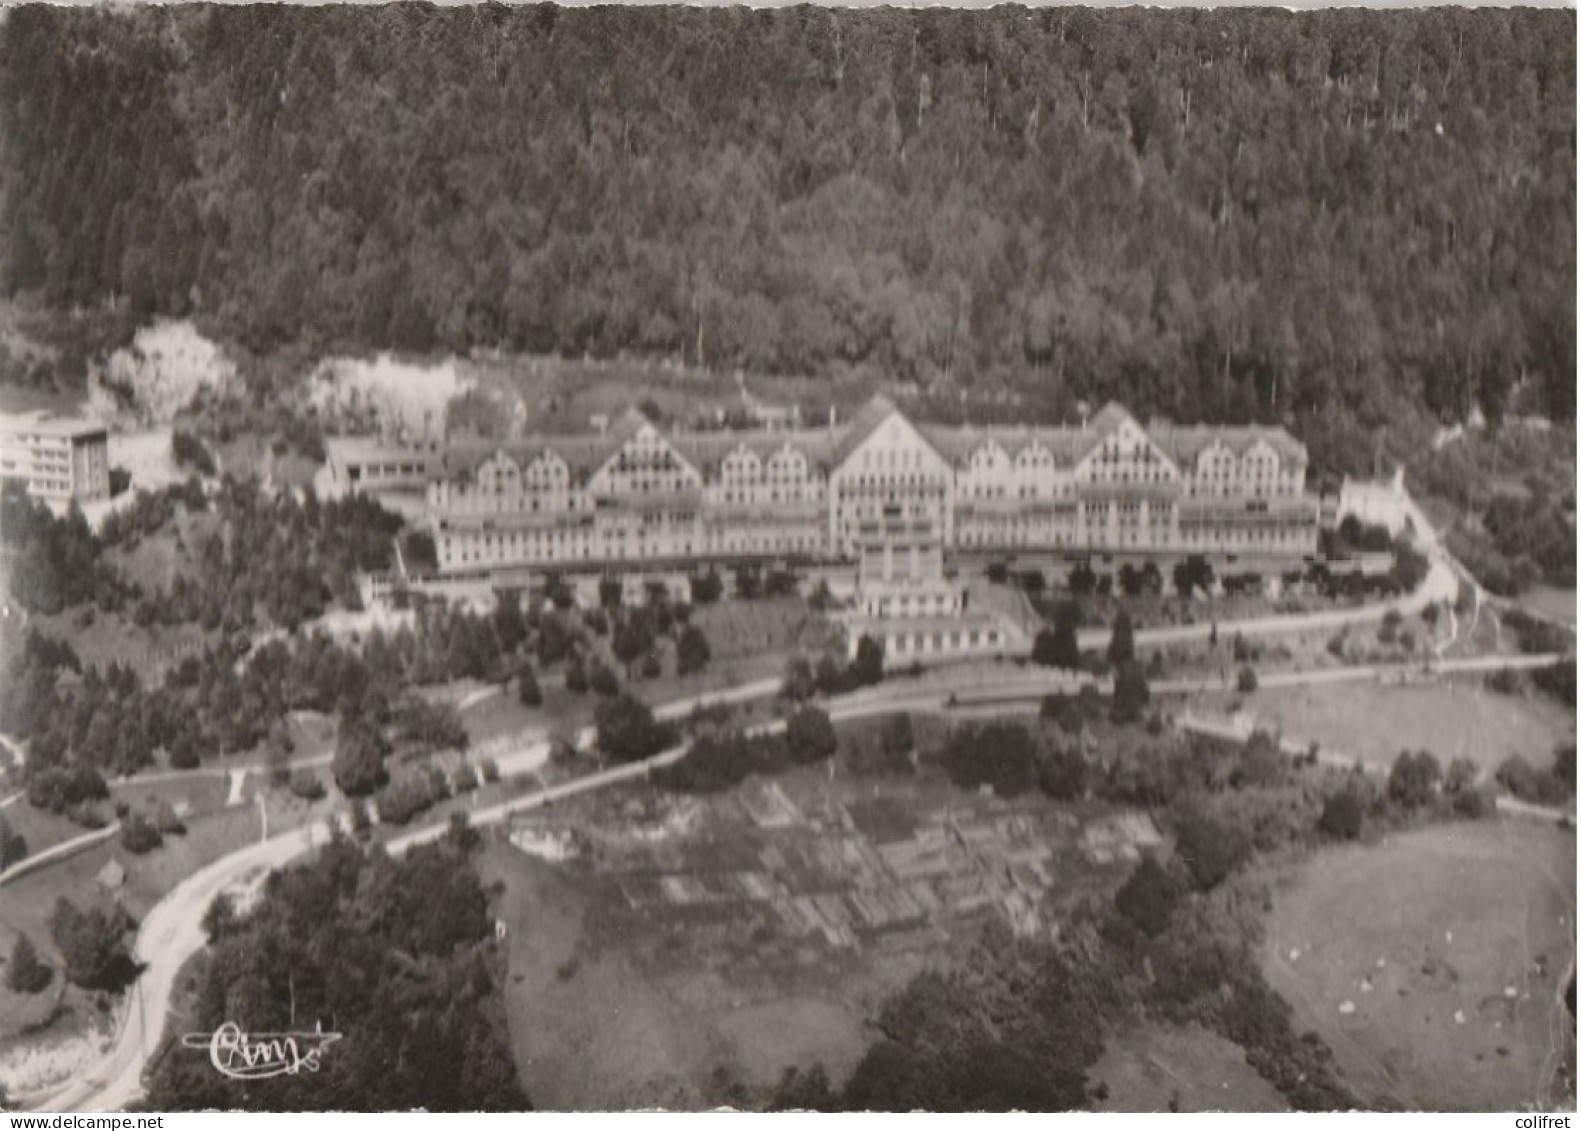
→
(433, 398, 1308, 486)
(831, 394, 902, 466)
(670, 429, 841, 475)
(440, 434, 619, 483)
(1072, 401, 1141, 463)
(918, 424, 1087, 467)
(1147, 421, 1307, 465)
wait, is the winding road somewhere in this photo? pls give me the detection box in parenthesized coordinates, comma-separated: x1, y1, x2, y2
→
(22, 507, 1572, 1112)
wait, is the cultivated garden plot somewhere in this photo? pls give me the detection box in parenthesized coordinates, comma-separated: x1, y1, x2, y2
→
(482, 763, 1156, 1108)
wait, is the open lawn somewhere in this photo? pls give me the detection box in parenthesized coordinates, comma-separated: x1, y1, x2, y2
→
(1226, 678, 1575, 776)
(0, 802, 90, 860)
(109, 772, 232, 822)
(1261, 818, 1576, 1111)
(0, 804, 264, 1037)
(1091, 1023, 1288, 1113)
(689, 597, 838, 662)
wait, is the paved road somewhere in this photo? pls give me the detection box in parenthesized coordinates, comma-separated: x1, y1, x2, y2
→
(30, 674, 792, 1113)
(22, 496, 1565, 1111)
(0, 823, 121, 889)
(36, 822, 332, 1114)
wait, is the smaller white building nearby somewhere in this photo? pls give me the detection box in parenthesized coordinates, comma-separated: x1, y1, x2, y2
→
(0, 411, 110, 502)
(1337, 467, 1410, 535)
(325, 435, 442, 496)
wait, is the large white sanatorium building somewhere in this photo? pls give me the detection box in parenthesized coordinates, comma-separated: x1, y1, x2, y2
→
(411, 396, 1321, 580)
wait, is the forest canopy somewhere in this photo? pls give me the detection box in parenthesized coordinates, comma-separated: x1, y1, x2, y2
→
(0, 5, 1573, 464)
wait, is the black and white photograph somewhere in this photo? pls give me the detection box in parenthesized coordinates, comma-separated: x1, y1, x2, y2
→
(0, 0, 1574, 1115)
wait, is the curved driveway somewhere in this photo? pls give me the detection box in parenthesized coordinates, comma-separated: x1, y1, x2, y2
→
(27, 513, 1566, 1112)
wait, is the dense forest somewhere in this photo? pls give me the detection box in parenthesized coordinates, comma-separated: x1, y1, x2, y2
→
(0, 5, 1573, 468)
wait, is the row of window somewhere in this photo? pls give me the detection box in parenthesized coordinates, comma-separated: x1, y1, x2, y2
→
(890, 628, 1003, 653)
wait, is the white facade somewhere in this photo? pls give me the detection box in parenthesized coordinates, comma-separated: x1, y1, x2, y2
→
(0, 412, 110, 502)
(421, 398, 1321, 576)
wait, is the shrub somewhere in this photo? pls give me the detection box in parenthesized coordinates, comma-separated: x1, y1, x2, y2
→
(69, 802, 110, 830)
(49, 899, 135, 992)
(1453, 786, 1497, 819)
(1495, 755, 1568, 805)
(1443, 757, 1480, 794)
(333, 718, 390, 797)
(0, 813, 26, 871)
(785, 706, 838, 764)
(881, 713, 914, 763)
(121, 813, 163, 854)
(941, 723, 1038, 797)
(5, 933, 51, 994)
(478, 757, 500, 784)
(852, 635, 885, 687)
(1503, 609, 1571, 655)
(1554, 744, 1576, 795)
(781, 657, 817, 702)
(1172, 806, 1251, 892)
(1031, 628, 1059, 667)
(1107, 611, 1136, 668)
(655, 729, 790, 793)
(1387, 750, 1442, 809)
(1532, 660, 1576, 706)
(1236, 666, 1259, 693)
(152, 802, 186, 836)
(1111, 660, 1150, 724)
(589, 660, 620, 697)
(517, 663, 543, 707)
(170, 430, 216, 476)
(375, 769, 449, 826)
(564, 653, 589, 694)
(347, 799, 372, 839)
(1035, 742, 1086, 801)
(1485, 668, 1523, 695)
(595, 693, 676, 764)
(676, 624, 711, 675)
(1319, 789, 1364, 840)
(1114, 857, 1181, 938)
(689, 570, 724, 604)
(288, 770, 326, 801)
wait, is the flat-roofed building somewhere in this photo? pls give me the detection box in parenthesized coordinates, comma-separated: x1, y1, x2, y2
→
(325, 436, 443, 495)
(0, 411, 110, 502)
